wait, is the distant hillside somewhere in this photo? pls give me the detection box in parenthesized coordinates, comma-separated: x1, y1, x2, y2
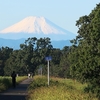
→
(0, 38, 25, 49)
(51, 40, 72, 49)
(0, 38, 72, 50)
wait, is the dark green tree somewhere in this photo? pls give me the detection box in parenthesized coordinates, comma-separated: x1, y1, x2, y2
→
(49, 48, 62, 77)
(69, 3, 100, 98)
(0, 47, 13, 76)
(59, 46, 70, 78)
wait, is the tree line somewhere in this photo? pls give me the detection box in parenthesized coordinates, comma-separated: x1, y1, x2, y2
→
(0, 37, 70, 78)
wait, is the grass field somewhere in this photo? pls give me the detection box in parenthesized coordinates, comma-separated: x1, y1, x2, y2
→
(27, 76, 97, 100)
(0, 76, 27, 92)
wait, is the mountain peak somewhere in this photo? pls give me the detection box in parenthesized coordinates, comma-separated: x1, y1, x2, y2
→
(0, 16, 76, 40)
(0, 16, 63, 34)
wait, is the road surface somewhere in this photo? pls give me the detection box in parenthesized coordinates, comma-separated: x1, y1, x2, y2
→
(0, 78, 32, 100)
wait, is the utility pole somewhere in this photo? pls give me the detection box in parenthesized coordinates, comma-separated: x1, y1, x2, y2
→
(47, 60, 49, 86)
(40, 67, 42, 76)
(45, 56, 52, 86)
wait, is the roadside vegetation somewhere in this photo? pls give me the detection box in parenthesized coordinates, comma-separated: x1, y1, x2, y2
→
(27, 76, 97, 100)
(0, 76, 27, 92)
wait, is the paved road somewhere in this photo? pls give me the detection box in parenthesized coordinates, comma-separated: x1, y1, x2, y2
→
(0, 78, 32, 100)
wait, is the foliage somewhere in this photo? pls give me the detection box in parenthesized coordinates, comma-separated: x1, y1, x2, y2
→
(0, 77, 11, 92)
(28, 76, 47, 90)
(59, 46, 71, 78)
(0, 37, 70, 79)
(0, 47, 13, 76)
(69, 3, 100, 99)
(3, 37, 54, 76)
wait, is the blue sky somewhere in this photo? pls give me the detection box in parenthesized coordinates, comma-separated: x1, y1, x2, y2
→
(0, 0, 100, 34)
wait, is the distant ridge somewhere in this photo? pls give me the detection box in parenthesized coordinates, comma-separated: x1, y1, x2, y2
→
(0, 16, 76, 40)
(0, 38, 25, 49)
(0, 38, 72, 50)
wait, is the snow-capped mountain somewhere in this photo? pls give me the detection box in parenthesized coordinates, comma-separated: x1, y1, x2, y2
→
(0, 16, 76, 40)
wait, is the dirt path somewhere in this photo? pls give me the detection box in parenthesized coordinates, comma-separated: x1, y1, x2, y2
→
(0, 78, 32, 100)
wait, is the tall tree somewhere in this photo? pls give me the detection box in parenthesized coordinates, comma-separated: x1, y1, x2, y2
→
(69, 3, 100, 98)
(0, 47, 13, 76)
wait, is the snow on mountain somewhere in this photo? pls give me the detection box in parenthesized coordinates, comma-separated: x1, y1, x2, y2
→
(0, 16, 76, 40)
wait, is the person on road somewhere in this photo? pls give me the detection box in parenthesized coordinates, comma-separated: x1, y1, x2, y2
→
(11, 71, 16, 88)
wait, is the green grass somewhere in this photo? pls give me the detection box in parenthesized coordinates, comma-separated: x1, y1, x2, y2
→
(27, 76, 97, 100)
(0, 76, 27, 92)
(16, 76, 27, 84)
